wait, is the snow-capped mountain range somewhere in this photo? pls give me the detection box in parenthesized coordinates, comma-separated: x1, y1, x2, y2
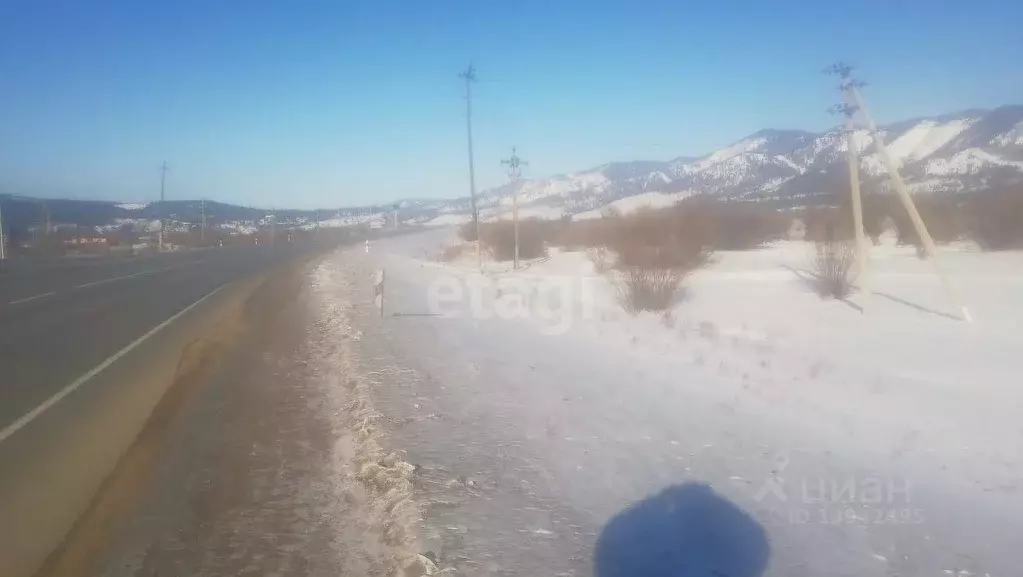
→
(427, 105, 1023, 224)
(5, 106, 1021, 232)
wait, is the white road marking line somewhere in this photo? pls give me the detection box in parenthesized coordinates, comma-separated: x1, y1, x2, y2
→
(72, 261, 205, 290)
(8, 291, 57, 305)
(74, 269, 159, 289)
(4, 261, 204, 306)
(0, 284, 227, 444)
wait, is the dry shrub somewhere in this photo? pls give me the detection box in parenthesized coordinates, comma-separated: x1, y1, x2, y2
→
(478, 218, 549, 261)
(458, 220, 479, 241)
(890, 196, 969, 246)
(971, 190, 1023, 251)
(678, 199, 790, 250)
(603, 209, 711, 314)
(813, 238, 857, 298)
(608, 208, 711, 270)
(554, 217, 618, 250)
(802, 206, 854, 242)
(553, 200, 784, 254)
(587, 246, 613, 273)
(612, 267, 685, 314)
(800, 188, 1023, 253)
(438, 243, 467, 262)
(820, 194, 890, 245)
(860, 194, 889, 244)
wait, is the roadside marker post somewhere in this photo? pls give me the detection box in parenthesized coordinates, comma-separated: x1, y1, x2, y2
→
(374, 269, 385, 318)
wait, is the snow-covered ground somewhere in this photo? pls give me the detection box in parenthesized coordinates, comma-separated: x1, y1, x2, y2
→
(572, 191, 694, 220)
(314, 229, 1022, 576)
(115, 202, 150, 211)
(425, 213, 474, 226)
(218, 221, 259, 235)
(486, 202, 567, 221)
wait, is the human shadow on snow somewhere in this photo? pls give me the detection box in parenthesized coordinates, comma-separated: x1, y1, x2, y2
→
(594, 482, 770, 577)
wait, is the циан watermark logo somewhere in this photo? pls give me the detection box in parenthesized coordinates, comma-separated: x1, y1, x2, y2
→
(754, 452, 924, 526)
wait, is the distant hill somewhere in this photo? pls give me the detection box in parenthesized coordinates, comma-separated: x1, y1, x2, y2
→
(0, 196, 395, 239)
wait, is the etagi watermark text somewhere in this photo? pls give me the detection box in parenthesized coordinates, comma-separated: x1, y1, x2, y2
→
(426, 274, 597, 335)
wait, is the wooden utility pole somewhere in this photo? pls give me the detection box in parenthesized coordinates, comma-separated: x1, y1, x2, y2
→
(828, 64, 869, 297)
(459, 64, 483, 273)
(829, 102, 869, 297)
(501, 147, 527, 270)
(827, 62, 971, 322)
(158, 161, 168, 252)
(845, 103, 869, 297)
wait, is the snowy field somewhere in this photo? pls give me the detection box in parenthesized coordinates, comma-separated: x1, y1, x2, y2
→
(327, 229, 1023, 576)
(418, 237, 1023, 490)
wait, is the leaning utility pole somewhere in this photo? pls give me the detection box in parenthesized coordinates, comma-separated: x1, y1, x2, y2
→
(459, 64, 483, 273)
(200, 198, 206, 244)
(828, 62, 971, 322)
(501, 147, 528, 270)
(158, 161, 168, 252)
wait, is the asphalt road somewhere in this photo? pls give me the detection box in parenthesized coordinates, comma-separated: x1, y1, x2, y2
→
(0, 243, 316, 433)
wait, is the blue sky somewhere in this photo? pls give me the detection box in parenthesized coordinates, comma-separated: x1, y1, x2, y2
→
(0, 0, 1020, 208)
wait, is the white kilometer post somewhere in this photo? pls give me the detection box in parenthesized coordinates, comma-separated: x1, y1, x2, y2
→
(374, 269, 385, 318)
(0, 197, 6, 261)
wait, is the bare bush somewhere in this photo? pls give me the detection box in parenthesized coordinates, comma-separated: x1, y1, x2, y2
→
(551, 199, 784, 255)
(458, 220, 479, 241)
(554, 217, 617, 250)
(612, 267, 685, 314)
(678, 199, 789, 250)
(891, 196, 969, 246)
(971, 190, 1023, 251)
(813, 238, 857, 298)
(586, 246, 613, 273)
(437, 243, 467, 262)
(478, 218, 548, 261)
(607, 209, 711, 271)
(860, 194, 889, 244)
(802, 206, 854, 242)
